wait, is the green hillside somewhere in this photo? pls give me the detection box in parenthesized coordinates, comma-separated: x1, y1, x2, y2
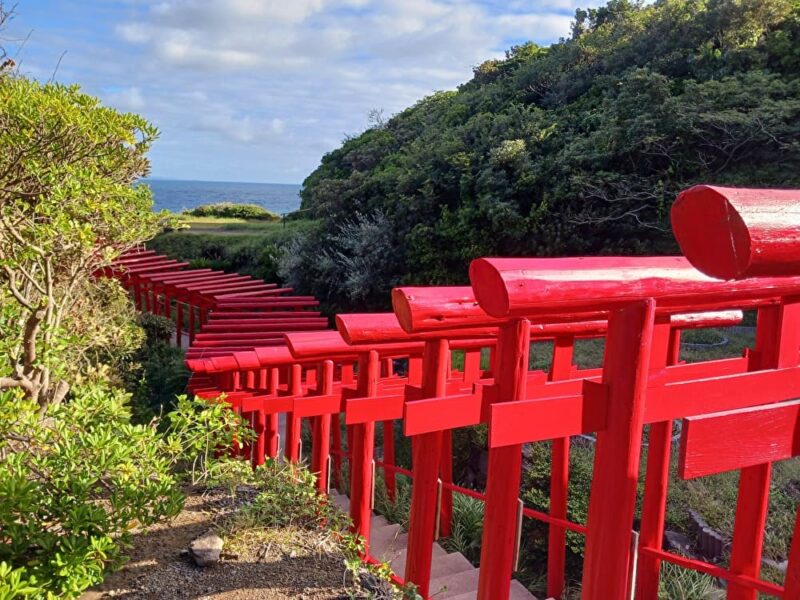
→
(285, 0, 800, 310)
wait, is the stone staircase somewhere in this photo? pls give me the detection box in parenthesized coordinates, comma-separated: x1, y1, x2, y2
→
(329, 491, 537, 600)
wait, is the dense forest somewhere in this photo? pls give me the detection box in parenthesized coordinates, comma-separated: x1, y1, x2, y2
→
(284, 0, 800, 310)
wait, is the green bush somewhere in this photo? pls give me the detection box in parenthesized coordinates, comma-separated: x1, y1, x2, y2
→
(164, 395, 256, 485)
(0, 384, 184, 599)
(187, 202, 280, 221)
(122, 314, 189, 420)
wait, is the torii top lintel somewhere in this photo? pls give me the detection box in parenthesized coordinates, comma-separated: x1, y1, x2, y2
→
(469, 256, 800, 319)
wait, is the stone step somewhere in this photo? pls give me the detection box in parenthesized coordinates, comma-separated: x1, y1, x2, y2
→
(429, 567, 480, 598)
(371, 514, 389, 529)
(370, 524, 408, 563)
(431, 575, 538, 600)
(327, 491, 536, 600)
(388, 542, 455, 579)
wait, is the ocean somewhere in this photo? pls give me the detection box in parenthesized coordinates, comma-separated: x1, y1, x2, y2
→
(143, 179, 303, 215)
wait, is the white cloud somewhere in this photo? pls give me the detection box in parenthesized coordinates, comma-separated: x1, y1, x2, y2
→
(16, 0, 600, 182)
(106, 86, 146, 111)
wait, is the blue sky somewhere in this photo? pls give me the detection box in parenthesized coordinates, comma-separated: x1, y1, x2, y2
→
(7, 0, 602, 184)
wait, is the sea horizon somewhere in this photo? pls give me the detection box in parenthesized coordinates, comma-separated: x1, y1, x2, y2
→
(141, 177, 303, 215)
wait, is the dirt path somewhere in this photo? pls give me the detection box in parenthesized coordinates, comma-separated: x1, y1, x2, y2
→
(83, 488, 356, 600)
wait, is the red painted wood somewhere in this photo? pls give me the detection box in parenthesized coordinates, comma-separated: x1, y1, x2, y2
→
(582, 300, 656, 600)
(392, 286, 497, 333)
(331, 411, 342, 490)
(546, 336, 575, 600)
(350, 351, 380, 553)
(639, 547, 785, 596)
(266, 367, 281, 458)
(729, 463, 773, 600)
(636, 324, 679, 600)
(644, 365, 800, 422)
(489, 392, 603, 447)
(285, 364, 303, 463)
(293, 393, 341, 418)
(470, 256, 800, 318)
(679, 399, 800, 479)
(784, 510, 800, 599)
(405, 339, 450, 597)
(439, 429, 453, 538)
(345, 394, 404, 424)
(286, 330, 422, 359)
(311, 361, 334, 494)
(727, 302, 799, 600)
(338, 310, 499, 342)
(404, 392, 481, 435)
(477, 319, 531, 600)
(672, 185, 800, 279)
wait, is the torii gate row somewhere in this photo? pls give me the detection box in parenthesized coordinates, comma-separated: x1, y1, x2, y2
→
(335, 297, 746, 599)
(104, 250, 324, 347)
(180, 296, 322, 346)
(212, 298, 321, 311)
(204, 310, 323, 320)
(440, 236, 800, 599)
(185, 301, 743, 599)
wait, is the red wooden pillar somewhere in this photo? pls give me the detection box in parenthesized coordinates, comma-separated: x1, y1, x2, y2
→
(581, 300, 656, 600)
(784, 510, 800, 598)
(728, 301, 800, 600)
(635, 322, 677, 599)
(350, 351, 380, 552)
(285, 364, 303, 462)
(383, 420, 396, 501)
(163, 293, 171, 320)
(331, 412, 342, 490)
(144, 283, 152, 313)
(175, 301, 183, 348)
(311, 360, 334, 494)
(404, 339, 450, 597)
(408, 356, 423, 385)
(253, 409, 266, 467)
(439, 429, 453, 538)
(341, 362, 356, 481)
(477, 319, 531, 600)
(133, 281, 142, 310)
(464, 349, 482, 383)
(188, 304, 196, 343)
(546, 335, 575, 599)
(266, 367, 280, 459)
(381, 357, 397, 501)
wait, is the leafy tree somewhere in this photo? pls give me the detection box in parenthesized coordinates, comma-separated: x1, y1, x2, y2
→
(0, 76, 169, 406)
(297, 0, 800, 310)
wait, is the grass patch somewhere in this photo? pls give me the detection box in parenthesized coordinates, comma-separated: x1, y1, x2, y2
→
(149, 218, 318, 283)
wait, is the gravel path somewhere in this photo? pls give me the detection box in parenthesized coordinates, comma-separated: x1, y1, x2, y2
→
(82, 487, 356, 600)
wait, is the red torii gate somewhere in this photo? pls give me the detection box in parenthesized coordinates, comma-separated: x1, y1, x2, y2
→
(169, 186, 800, 600)
(391, 283, 747, 599)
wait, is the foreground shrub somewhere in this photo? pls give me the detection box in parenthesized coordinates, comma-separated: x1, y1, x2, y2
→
(164, 395, 256, 485)
(122, 314, 189, 420)
(187, 202, 280, 221)
(222, 460, 422, 600)
(0, 76, 170, 407)
(0, 384, 184, 598)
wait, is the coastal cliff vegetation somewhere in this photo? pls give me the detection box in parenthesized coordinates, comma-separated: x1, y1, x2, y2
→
(289, 0, 800, 310)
